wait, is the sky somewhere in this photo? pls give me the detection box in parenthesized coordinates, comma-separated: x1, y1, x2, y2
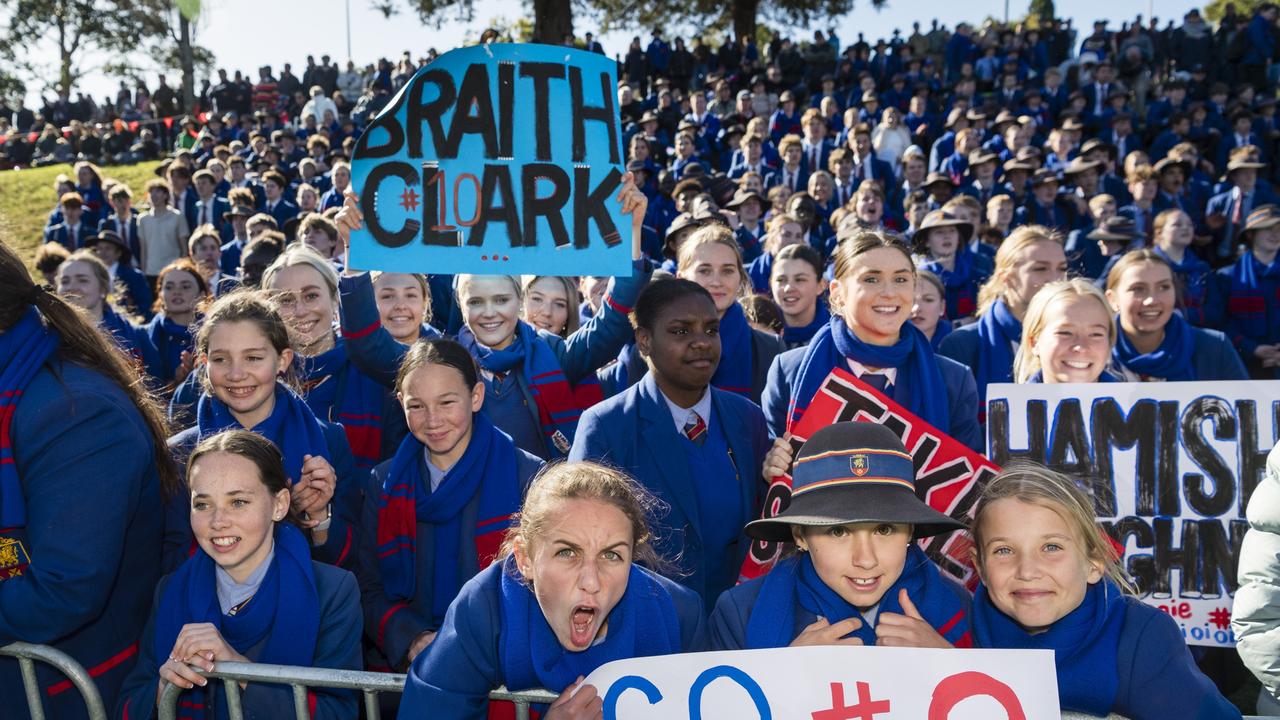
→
(17, 0, 1205, 106)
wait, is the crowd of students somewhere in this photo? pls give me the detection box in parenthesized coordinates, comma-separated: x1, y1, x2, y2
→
(6, 7, 1280, 720)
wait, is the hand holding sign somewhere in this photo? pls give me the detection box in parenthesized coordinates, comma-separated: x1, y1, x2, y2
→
(338, 172, 646, 271)
(349, 44, 636, 276)
(875, 589, 955, 649)
(546, 677, 603, 720)
(789, 617, 865, 648)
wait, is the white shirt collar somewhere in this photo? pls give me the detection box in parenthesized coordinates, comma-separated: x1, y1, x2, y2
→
(844, 357, 898, 386)
(660, 385, 713, 437)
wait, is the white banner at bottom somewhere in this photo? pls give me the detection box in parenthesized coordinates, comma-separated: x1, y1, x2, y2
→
(582, 645, 1061, 719)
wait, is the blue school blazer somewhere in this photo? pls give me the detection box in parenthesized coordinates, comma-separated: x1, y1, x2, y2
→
(164, 421, 361, 574)
(568, 373, 769, 606)
(355, 446, 543, 670)
(707, 563, 972, 651)
(1113, 327, 1249, 381)
(975, 597, 1240, 720)
(399, 562, 706, 720)
(760, 346, 983, 452)
(115, 561, 362, 720)
(0, 360, 162, 720)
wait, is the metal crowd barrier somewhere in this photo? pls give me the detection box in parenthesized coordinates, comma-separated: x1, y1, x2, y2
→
(155, 661, 558, 720)
(0, 642, 108, 720)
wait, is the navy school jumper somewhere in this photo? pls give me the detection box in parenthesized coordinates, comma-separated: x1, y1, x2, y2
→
(397, 562, 706, 720)
(0, 360, 163, 720)
(163, 422, 361, 574)
(568, 373, 770, 607)
(114, 562, 362, 720)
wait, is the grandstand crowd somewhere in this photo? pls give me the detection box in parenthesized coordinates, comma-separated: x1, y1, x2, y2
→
(4, 4, 1280, 719)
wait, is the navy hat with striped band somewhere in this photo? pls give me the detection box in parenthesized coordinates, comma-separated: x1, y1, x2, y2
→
(746, 422, 966, 542)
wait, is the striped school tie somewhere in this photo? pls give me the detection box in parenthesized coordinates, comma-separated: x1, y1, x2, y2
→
(683, 412, 707, 446)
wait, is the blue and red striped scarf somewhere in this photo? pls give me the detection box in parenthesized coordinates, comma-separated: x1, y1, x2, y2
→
(155, 524, 319, 720)
(1152, 246, 1211, 326)
(922, 249, 982, 319)
(1227, 252, 1280, 348)
(0, 308, 58, 529)
(300, 336, 385, 470)
(195, 383, 332, 484)
(713, 302, 754, 397)
(374, 412, 520, 626)
(789, 315, 951, 434)
(745, 547, 972, 648)
(459, 320, 595, 458)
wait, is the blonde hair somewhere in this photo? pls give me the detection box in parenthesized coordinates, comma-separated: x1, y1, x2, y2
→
(500, 461, 667, 572)
(1013, 278, 1117, 382)
(975, 225, 1063, 317)
(261, 244, 340, 301)
(973, 461, 1137, 595)
(676, 225, 748, 299)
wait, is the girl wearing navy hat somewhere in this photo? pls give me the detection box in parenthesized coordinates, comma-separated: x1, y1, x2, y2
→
(399, 462, 705, 719)
(166, 291, 359, 572)
(771, 243, 830, 349)
(145, 258, 209, 391)
(710, 422, 971, 651)
(56, 249, 165, 383)
(332, 179, 651, 460)
(939, 225, 1069, 405)
(1105, 251, 1247, 382)
(1216, 204, 1280, 379)
(356, 338, 543, 672)
(1015, 279, 1122, 384)
(762, 230, 982, 452)
(117, 430, 362, 720)
(571, 279, 770, 607)
(262, 245, 391, 471)
(676, 225, 786, 402)
(912, 209, 993, 320)
(0, 241, 174, 719)
(970, 463, 1239, 719)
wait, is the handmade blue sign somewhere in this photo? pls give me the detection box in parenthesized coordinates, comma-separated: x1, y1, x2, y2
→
(349, 43, 631, 275)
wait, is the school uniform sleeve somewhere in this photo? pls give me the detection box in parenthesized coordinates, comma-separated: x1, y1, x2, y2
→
(1217, 267, 1264, 358)
(400, 567, 505, 720)
(937, 356, 983, 453)
(237, 565, 362, 719)
(1198, 328, 1250, 381)
(354, 464, 431, 670)
(762, 348, 805, 439)
(0, 380, 156, 645)
(113, 582, 168, 720)
(161, 430, 199, 574)
(554, 261, 650, 384)
(338, 273, 408, 389)
(566, 401, 615, 463)
(656, 571, 709, 652)
(708, 580, 765, 651)
(1115, 601, 1241, 720)
(313, 422, 360, 569)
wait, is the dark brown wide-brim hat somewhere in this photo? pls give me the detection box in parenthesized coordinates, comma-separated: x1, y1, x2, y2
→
(1244, 204, 1280, 234)
(916, 209, 974, 245)
(923, 171, 955, 190)
(83, 229, 131, 263)
(746, 422, 966, 542)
